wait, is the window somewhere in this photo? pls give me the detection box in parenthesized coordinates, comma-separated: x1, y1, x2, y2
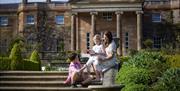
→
(86, 33, 90, 49)
(153, 36, 161, 48)
(152, 13, 161, 22)
(125, 32, 129, 49)
(56, 15, 64, 24)
(26, 15, 34, 24)
(102, 12, 113, 21)
(0, 16, 8, 26)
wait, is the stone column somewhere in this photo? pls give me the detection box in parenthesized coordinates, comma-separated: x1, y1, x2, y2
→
(76, 14, 79, 50)
(116, 11, 123, 56)
(90, 12, 98, 48)
(136, 11, 143, 51)
(71, 13, 77, 51)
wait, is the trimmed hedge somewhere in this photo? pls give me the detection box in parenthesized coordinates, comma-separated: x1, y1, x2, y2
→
(0, 58, 41, 71)
(9, 43, 22, 70)
(30, 50, 41, 70)
(0, 57, 11, 70)
(22, 59, 41, 71)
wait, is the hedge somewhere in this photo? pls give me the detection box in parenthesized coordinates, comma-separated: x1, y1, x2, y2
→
(0, 57, 11, 70)
(0, 58, 41, 71)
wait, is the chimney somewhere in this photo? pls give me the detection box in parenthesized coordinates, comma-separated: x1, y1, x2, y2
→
(22, 0, 27, 4)
(46, 0, 51, 3)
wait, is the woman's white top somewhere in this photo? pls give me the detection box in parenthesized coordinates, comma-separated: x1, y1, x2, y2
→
(100, 40, 116, 71)
(105, 40, 116, 63)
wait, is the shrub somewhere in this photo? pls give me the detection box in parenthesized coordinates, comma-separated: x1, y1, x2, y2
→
(9, 43, 23, 70)
(127, 51, 168, 71)
(30, 50, 41, 70)
(22, 59, 41, 71)
(166, 54, 180, 68)
(0, 57, 11, 70)
(116, 66, 151, 85)
(122, 83, 148, 91)
(8, 36, 24, 53)
(143, 39, 153, 49)
(116, 51, 170, 90)
(152, 68, 180, 91)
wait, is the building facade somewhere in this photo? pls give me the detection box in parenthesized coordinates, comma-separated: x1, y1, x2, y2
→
(0, 0, 179, 57)
(0, 0, 71, 58)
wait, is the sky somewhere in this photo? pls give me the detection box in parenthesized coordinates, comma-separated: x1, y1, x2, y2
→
(0, 0, 68, 4)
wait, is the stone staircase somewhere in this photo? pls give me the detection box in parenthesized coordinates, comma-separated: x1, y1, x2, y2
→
(0, 71, 92, 91)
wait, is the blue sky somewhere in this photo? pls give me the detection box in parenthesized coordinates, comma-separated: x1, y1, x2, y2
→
(0, 0, 68, 4)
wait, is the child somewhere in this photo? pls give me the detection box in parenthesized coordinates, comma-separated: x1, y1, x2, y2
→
(63, 53, 82, 87)
(64, 53, 93, 87)
(79, 34, 106, 81)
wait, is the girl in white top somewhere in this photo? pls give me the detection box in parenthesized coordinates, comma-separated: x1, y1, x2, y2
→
(79, 34, 106, 81)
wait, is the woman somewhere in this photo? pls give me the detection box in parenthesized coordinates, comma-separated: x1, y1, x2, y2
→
(99, 31, 117, 71)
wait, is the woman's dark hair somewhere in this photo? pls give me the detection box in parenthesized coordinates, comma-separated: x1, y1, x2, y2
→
(68, 53, 78, 62)
(104, 31, 113, 46)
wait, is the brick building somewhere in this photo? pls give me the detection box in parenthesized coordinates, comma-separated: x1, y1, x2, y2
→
(0, 0, 179, 57)
(0, 0, 71, 58)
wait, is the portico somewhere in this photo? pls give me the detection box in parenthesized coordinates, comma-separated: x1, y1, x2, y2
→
(69, 0, 144, 55)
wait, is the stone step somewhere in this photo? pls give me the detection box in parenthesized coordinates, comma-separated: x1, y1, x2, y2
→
(0, 81, 69, 87)
(0, 76, 67, 81)
(0, 71, 68, 76)
(0, 87, 91, 91)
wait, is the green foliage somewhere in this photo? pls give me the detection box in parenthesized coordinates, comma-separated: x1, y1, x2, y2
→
(116, 51, 170, 90)
(9, 43, 23, 70)
(166, 54, 180, 68)
(127, 51, 168, 70)
(30, 50, 41, 70)
(8, 36, 24, 53)
(22, 59, 41, 71)
(143, 39, 153, 49)
(116, 66, 151, 85)
(152, 68, 180, 91)
(122, 83, 148, 91)
(0, 57, 40, 71)
(128, 49, 138, 56)
(0, 57, 11, 70)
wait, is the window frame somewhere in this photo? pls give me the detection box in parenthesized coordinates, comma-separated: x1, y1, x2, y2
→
(55, 15, 64, 25)
(0, 16, 8, 26)
(125, 32, 129, 49)
(102, 12, 113, 21)
(26, 15, 35, 25)
(152, 13, 161, 22)
(86, 32, 90, 49)
(153, 36, 162, 49)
